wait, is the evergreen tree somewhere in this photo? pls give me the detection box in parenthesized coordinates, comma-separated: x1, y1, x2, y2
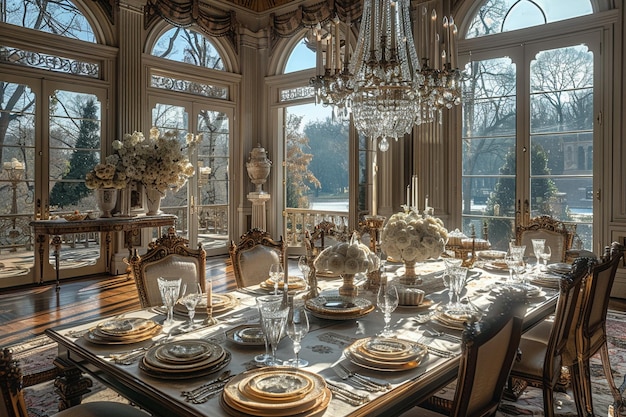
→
(49, 99, 100, 207)
(485, 143, 557, 248)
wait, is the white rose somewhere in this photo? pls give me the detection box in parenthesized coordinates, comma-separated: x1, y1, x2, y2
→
(328, 253, 346, 274)
(344, 258, 360, 274)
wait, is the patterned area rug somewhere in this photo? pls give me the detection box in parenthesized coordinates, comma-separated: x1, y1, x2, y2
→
(12, 311, 626, 417)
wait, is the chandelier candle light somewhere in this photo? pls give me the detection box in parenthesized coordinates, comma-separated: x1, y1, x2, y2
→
(310, 0, 461, 151)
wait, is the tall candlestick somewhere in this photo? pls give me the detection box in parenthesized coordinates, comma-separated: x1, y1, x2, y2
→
(431, 9, 437, 68)
(406, 184, 410, 208)
(372, 159, 378, 216)
(334, 19, 340, 71)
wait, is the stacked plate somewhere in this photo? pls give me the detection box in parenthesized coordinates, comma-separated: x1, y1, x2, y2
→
(174, 293, 239, 318)
(225, 324, 266, 346)
(304, 295, 374, 320)
(221, 367, 331, 416)
(432, 309, 476, 330)
(344, 337, 427, 372)
(84, 317, 162, 345)
(491, 283, 545, 299)
(139, 339, 230, 379)
(260, 277, 307, 292)
(547, 263, 572, 274)
(530, 273, 561, 289)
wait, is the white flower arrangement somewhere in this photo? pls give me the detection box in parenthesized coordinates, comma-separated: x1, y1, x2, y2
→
(314, 233, 377, 275)
(84, 162, 127, 189)
(108, 127, 198, 193)
(380, 210, 449, 263)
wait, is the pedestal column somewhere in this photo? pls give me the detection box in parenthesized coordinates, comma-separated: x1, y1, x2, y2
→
(247, 192, 271, 230)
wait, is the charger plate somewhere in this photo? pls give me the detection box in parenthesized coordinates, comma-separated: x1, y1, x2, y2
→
(305, 295, 374, 320)
(432, 309, 476, 330)
(345, 337, 427, 371)
(145, 340, 224, 371)
(139, 350, 230, 380)
(222, 367, 330, 417)
(85, 322, 162, 345)
(174, 293, 239, 317)
(97, 317, 159, 336)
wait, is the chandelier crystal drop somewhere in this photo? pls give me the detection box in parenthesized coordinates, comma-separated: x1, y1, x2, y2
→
(309, 0, 462, 151)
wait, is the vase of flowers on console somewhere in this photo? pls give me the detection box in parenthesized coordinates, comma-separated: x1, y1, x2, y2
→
(110, 127, 197, 215)
(85, 161, 128, 218)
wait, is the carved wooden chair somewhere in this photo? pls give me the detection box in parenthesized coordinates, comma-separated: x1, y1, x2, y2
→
(571, 242, 624, 416)
(405, 288, 527, 417)
(229, 228, 284, 289)
(505, 256, 594, 417)
(515, 215, 575, 262)
(129, 227, 206, 308)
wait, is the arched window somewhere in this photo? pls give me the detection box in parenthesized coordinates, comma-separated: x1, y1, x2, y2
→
(2, 0, 96, 42)
(466, 0, 592, 39)
(460, 0, 600, 251)
(152, 27, 225, 70)
(284, 38, 316, 73)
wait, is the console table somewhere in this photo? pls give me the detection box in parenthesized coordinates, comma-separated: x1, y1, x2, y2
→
(30, 214, 177, 291)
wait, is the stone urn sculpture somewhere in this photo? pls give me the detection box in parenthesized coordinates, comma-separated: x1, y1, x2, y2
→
(246, 143, 272, 193)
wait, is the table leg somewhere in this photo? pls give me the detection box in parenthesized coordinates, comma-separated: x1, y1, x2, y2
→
(51, 235, 62, 291)
(36, 234, 46, 285)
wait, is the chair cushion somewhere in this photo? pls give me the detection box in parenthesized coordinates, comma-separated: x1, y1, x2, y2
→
(513, 336, 561, 382)
(143, 254, 199, 307)
(52, 401, 150, 417)
(238, 245, 280, 288)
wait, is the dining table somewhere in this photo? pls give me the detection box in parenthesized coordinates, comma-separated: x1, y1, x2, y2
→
(45, 258, 561, 417)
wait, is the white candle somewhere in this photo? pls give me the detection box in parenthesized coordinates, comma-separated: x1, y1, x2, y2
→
(406, 185, 410, 208)
(206, 278, 212, 313)
(335, 20, 341, 71)
(425, 195, 429, 210)
(372, 160, 378, 216)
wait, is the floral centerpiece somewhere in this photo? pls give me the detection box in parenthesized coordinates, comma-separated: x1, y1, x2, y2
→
(111, 127, 197, 193)
(85, 162, 127, 190)
(380, 210, 448, 277)
(314, 233, 378, 297)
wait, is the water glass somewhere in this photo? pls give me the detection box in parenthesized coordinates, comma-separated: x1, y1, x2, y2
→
(377, 276, 399, 337)
(180, 283, 202, 330)
(157, 277, 181, 327)
(269, 263, 284, 295)
(285, 301, 310, 368)
(539, 246, 552, 270)
(257, 295, 289, 367)
(531, 239, 545, 272)
(450, 266, 468, 309)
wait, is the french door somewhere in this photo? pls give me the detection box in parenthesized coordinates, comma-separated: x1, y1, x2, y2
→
(461, 32, 599, 251)
(149, 96, 231, 256)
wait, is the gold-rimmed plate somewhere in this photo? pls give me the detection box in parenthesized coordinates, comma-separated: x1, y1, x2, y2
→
(97, 317, 159, 337)
(305, 295, 374, 320)
(145, 339, 224, 370)
(139, 351, 230, 380)
(222, 367, 329, 416)
(84, 323, 162, 345)
(243, 369, 314, 402)
(153, 340, 214, 364)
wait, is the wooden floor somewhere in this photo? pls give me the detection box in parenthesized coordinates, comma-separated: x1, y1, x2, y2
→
(2, 256, 626, 348)
(0, 255, 234, 347)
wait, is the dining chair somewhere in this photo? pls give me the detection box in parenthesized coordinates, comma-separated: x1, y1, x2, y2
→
(402, 287, 527, 417)
(505, 256, 594, 417)
(228, 228, 284, 288)
(570, 242, 624, 416)
(515, 215, 575, 262)
(128, 227, 206, 308)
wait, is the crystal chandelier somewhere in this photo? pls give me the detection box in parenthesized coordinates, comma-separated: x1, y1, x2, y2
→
(309, 0, 462, 151)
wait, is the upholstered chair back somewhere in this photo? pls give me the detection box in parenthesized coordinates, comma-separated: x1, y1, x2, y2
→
(229, 228, 283, 289)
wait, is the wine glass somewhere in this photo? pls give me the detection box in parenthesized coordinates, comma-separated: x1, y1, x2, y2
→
(442, 258, 463, 307)
(180, 283, 202, 330)
(508, 245, 526, 283)
(269, 263, 284, 295)
(298, 255, 310, 281)
(377, 277, 399, 337)
(540, 246, 552, 271)
(531, 239, 546, 272)
(449, 266, 468, 310)
(504, 254, 518, 283)
(257, 295, 289, 367)
(157, 277, 181, 327)
(285, 301, 310, 368)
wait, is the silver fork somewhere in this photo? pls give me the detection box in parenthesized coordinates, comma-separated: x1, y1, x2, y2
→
(336, 363, 391, 391)
(423, 329, 461, 343)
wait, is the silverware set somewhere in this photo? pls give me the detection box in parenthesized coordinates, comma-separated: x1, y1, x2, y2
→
(423, 329, 462, 343)
(181, 371, 234, 404)
(332, 363, 390, 392)
(325, 380, 370, 406)
(109, 331, 174, 365)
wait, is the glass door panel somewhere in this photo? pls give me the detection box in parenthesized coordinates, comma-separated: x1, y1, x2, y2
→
(48, 89, 103, 272)
(0, 81, 36, 284)
(529, 45, 594, 247)
(196, 110, 229, 252)
(151, 102, 191, 238)
(462, 57, 517, 250)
